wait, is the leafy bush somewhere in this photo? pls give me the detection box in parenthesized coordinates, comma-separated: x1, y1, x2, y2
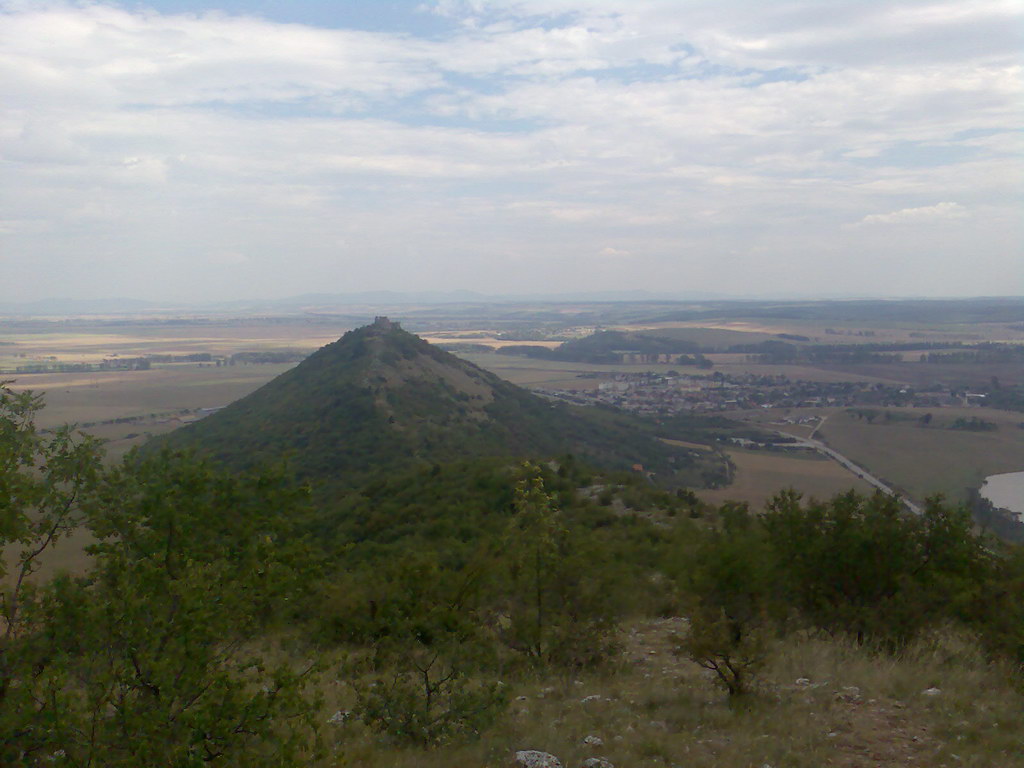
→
(761, 490, 988, 647)
(353, 661, 507, 746)
(674, 503, 777, 697)
(338, 552, 508, 745)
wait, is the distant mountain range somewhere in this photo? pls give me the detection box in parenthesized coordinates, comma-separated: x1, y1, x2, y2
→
(157, 318, 708, 490)
(0, 290, 737, 315)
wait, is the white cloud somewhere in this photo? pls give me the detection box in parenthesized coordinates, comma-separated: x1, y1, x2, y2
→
(0, 1, 1020, 300)
(859, 201, 968, 225)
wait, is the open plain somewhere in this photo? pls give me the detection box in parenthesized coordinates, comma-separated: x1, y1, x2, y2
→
(4, 299, 1023, 517)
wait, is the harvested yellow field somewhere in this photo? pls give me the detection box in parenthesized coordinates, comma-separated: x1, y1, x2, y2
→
(2, 321, 353, 364)
(419, 336, 563, 350)
(699, 448, 873, 510)
(659, 437, 712, 451)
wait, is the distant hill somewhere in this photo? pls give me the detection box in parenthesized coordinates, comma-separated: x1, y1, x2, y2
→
(498, 330, 711, 365)
(159, 318, 717, 489)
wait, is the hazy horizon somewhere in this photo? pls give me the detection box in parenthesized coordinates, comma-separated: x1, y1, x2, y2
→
(4, 290, 1024, 317)
(2, 0, 1021, 303)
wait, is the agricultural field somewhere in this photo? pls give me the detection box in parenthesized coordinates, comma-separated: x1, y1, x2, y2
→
(458, 351, 691, 389)
(10, 364, 296, 427)
(1, 318, 360, 458)
(698, 447, 873, 510)
(615, 317, 1024, 345)
(725, 405, 1024, 505)
(7, 364, 297, 461)
(418, 332, 564, 350)
(813, 361, 1024, 388)
(703, 355, 897, 384)
(813, 407, 1024, 504)
(0, 318, 353, 367)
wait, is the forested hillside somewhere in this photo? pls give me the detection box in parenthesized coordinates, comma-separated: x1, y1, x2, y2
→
(158, 320, 727, 490)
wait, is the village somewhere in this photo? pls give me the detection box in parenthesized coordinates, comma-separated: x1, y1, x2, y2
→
(533, 370, 982, 416)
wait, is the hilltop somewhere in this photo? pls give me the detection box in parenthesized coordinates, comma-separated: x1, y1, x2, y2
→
(160, 318, 721, 489)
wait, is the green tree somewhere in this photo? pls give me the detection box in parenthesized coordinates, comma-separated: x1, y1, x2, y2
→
(495, 464, 621, 669)
(1, 386, 104, 762)
(67, 449, 322, 766)
(0, 386, 322, 766)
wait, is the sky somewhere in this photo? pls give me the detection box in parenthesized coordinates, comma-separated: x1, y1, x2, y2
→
(0, 0, 1021, 303)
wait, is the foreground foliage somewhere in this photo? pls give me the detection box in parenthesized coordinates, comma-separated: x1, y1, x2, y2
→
(1, 387, 321, 766)
(2, 383, 1022, 764)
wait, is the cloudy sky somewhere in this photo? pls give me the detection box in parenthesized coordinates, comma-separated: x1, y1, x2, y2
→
(1, 0, 1021, 302)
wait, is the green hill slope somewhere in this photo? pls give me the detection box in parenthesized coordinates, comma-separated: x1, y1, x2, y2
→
(160, 318, 716, 488)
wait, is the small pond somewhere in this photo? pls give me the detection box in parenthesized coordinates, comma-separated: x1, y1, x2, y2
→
(980, 472, 1024, 521)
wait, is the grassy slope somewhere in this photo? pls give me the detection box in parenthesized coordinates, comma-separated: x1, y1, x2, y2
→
(320, 619, 1023, 768)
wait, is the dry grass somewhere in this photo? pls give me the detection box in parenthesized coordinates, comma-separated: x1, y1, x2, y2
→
(315, 620, 1024, 768)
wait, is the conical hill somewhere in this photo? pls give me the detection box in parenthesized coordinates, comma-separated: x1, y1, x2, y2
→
(161, 318, 694, 487)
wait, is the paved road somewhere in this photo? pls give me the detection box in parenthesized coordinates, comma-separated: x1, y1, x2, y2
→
(777, 431, 923, 515)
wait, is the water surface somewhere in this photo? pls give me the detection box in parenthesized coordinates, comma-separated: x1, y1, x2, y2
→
(980, 472, 1024, 521)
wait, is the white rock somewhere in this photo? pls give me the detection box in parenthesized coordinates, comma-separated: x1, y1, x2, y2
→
(581, 759, 614, 768)
(514, 750, 563, 768)
(580, 694, 602, 704)
(795, 677, 811, 686)
(922, 687, 942, 697)
(581, 735, 604, 747)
